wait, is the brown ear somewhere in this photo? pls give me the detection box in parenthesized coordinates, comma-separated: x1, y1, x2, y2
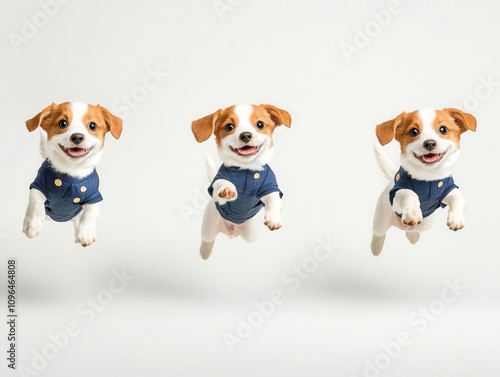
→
(375, 113, 406, 146)
(191, 111, 219, 143)
(98, 105, 123, 139)
(261, 104, 291, 127)
(26, 103, 55, 132)
(443, 108, 477, 133)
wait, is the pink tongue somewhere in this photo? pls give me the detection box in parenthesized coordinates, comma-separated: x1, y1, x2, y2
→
(422, 153, 440, 162)
(68, 148, 87, 157)
(238, 146, 256, 155)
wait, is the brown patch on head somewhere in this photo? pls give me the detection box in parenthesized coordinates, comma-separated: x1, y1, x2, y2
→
(430, 110, 464, 147)
(82, 105, 123, 146)
(376, 112, 412, 147)
(26, 102, 73, 140)
(191, 104, 291, 147)
(191, 106, 240, 146)
(376, 111, 428, 153)
(249, 106, 278, 140)
(213, 106, 239, 147)
(429, 109, 476, 149)
(250, 104, 291, 147)
(376, 108, 476, 153)
(26, 103, 122, 144)
(393, 111, 424, 153)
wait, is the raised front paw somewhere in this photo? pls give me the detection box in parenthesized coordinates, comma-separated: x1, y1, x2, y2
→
(264, 211, 282, 231)
(401, 207, 423, 227)
(75, 226, 96, 247)
(447, 212, 465, 231)
(23, 217, 44, 239)
(216, 183, 237, 203)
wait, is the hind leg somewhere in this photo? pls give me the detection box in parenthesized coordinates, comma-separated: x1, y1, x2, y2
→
(200, 201, 222, 260)
(371, 188, 393, 256)
(200, 241, 215, 260)
(371, 234, 386, 256)
(405, 231, 420, 244)
(403, 214, 435, 246)
(240, 211, 263, 243)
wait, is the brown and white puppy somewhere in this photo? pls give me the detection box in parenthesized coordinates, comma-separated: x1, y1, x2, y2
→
(371, 108, 476, 256)
(192, 104, 291, 259)
(23, 102, 122, 246)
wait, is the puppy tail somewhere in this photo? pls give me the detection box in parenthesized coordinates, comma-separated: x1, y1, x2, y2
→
(374, 142, 397, 181)
(205, 154, 217, 182)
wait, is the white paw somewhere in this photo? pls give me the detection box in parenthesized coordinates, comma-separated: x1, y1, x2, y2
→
(447, 212, 465, 231)
(216, 183, 238, 204)
(23, 217, 44, 239)
(264, 211, 282, 231)
(75, 227, 96, 247)
(401, 207, 423, 227)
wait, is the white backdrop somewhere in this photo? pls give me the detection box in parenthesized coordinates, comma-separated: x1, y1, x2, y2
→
(1, 1, 499, 376)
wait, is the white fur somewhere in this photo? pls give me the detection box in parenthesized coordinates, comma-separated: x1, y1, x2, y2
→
(23, 102, 105, 247)
(371, 110, 467, 256)
(217, 104, 274, 171)
(45, 102, 103, 178)
(199, 104, 283, 260)
(400, 109, 460, 181)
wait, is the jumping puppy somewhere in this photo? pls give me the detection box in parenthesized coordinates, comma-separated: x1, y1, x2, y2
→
(23, 102, 122, 247)
(371, 108, 476, 256)
(192, 104, 291, 260)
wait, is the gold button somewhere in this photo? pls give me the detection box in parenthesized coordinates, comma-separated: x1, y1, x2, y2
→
(254, 172, 260, 180)
(395, 173, 400, 181)
(73, 198, 81, 203)
(54, 179, 62, 187)
(80, 186, 87, 193)
(438, 181, 443, 188)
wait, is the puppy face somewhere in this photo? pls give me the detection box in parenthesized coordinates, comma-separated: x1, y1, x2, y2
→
(26, 102, 122, 174)
(192, 104, 291, 169)
(376, 108, 476, 178)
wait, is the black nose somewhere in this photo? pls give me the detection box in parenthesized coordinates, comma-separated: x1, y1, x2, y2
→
(71, 133, 85, 145)
(423, 139, 436, 151)
(239, 132, 252, 143)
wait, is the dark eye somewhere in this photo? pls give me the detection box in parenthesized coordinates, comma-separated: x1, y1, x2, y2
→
(439, 125, 448, 135)
(409, 128, 419, 137)
(225, 123, 234, 132)
(256, 120, 265, 129)
(58, 120, 68, 129)
(88, 122, 97, 131)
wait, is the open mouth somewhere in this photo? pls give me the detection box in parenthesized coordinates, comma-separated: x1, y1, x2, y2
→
(230, 144, 263, 156)
(413, 151, 446, 164)
(59, 144, 93, 158)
